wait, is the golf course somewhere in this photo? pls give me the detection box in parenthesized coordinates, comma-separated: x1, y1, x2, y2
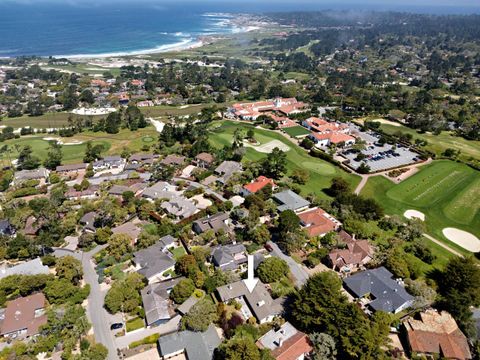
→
(361, 160, 480, 254)
(209, 120, 360, 197)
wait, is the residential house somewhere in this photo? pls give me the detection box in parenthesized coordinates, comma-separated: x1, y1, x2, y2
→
(55, 163, 87, 176)
(88, 172, 151, 186)
(80, 211, 98, 233)
(328, 240, 373, 273)
(13, 168, 49, 186)
(176, 295, 200, 316)
(0, 293, 47, 339)
(142, 181, 180, 201)
(161, 196, 198, 220)
(273, 190, 310, 213)
(343, 267, 414, 314)
(214, 161, 243, 184)
(298, 208, 341, 237)
(65, 186, 99, 201)
(0, 258, 49, 280)
(0, 220, 15, 237)
(24, 216, 42, 236)
(256, 322, 313, 360)
(211, 244, 247, 271)
(133, 241, 176, 283)
(195, 153, 215, 169)
(161, 154, 186, 167)
(157, 324, 221, 360)
(129, 153, 158, 165)
(141, 278, 182, 327)
(241, 176, 276, 197)
(192, 212, 230, 235)
(111, 221, 143, 244)
(93, 156, 125, 171)
(403, 309, 472, 360)
(216, 280, 284, 324)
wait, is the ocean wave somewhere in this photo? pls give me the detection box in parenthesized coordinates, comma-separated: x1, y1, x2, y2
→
(53, 38, 203, 59)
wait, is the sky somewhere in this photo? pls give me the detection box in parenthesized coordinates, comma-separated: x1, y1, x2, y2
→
(0, 0, 479, 12)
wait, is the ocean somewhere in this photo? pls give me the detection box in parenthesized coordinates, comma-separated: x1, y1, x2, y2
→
(0, 1, 479, 58)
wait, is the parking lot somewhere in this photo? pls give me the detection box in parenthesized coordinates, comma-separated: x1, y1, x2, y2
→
(342, 143, 419, 172)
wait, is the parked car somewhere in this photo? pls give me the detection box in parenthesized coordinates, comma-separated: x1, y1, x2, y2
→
(110, 323, 123, 330)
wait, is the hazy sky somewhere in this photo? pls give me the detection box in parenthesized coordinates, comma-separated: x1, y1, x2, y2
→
(1, 0, 479, 10)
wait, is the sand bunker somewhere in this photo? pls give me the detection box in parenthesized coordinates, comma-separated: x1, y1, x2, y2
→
(243, 140, 290, 153)
(370, 118, 402, 127)
(404, 210, 425, 221)
(71, 107, 116, 116)
(149, 118, 165, 133)
(442, 228, 480, 252)
(43, 137, 84, 145)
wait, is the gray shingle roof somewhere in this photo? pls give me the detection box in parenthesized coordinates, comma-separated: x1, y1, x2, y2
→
(343, 267, 414, 313)
(133, 242, 176, 280)
(192, 212, 229, 234)
(158, 324, 221, 360)
(214, 161, 242, 184)
(273, 190, 310, 212)
(211, 244, 247, 271)
(217, 280, 284, 322)
(141, 278, 182, 326)
(0, 258, 49, 279)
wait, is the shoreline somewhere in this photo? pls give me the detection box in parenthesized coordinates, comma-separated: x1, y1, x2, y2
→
(2, 13, 268, 61)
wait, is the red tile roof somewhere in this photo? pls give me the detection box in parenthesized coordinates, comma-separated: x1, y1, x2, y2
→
(298, 208, 341, 237)
(405, 310, 472, 360)
(243, 176, 276, 194)
(310, 131, 355, 144)
(270, 332, 313, 360)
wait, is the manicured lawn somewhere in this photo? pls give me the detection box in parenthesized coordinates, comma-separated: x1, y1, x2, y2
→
(126, 317, 144, 332)
(209, 120, 360, 198)
(169, 246, 187, 260)
(282, 126, 311, 138)
(361, 160, 480, 254)
(378, 123, 480, 162)
(0, 136, 111, 166)
(0, 127, 158, 165)
(2, 112, 105, 129)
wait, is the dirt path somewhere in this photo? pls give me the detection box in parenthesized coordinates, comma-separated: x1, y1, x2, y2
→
(423, 233, 464, 258)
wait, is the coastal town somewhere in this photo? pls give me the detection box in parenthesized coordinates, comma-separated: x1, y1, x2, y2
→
(0, 7, 479, 360)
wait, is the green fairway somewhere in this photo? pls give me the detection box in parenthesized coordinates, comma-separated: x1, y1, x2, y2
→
(378, 123, 480, 161)
(209, 121, 360, 198)
(283, 126, 311, 138)
(0, 137, 110, 166)
(361, 160, 480, 254)
(0, 127, 158, 165)
(1, 112, 105, 129)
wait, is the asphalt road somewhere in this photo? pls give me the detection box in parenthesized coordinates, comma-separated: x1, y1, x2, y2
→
(267, 241, 309, 288)
(54, 245, 119, 360)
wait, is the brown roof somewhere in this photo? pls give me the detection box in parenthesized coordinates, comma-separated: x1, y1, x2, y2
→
(271, 332, 313, 360)
(161, 155, 185, 166)
(195, 152, 215, 164)
(404, 310, 472, 360)
(24, 216, 42, 236)
(298, 208, 341, 237)
(329, 240, 373, 269)
(0, 293, 47, 337)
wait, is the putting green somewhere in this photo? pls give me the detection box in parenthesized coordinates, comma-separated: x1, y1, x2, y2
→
(361, 160, 480, 254)
(142, 136, 155, 143)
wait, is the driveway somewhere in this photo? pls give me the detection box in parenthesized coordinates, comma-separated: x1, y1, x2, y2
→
(173, 177, 227, 202)
(114, 315, 181, 349)
(54, 245, 119, 360)
(267, 241, 309, 288)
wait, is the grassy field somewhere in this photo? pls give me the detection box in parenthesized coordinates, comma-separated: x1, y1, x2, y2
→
(0, 127, 158, 165)
(361, 160, 480, 254)
(1, 112, 105, 129)
(377, 122, 480, 162)
(209, 121, 360, 198)
(282, 126, 311, 138)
